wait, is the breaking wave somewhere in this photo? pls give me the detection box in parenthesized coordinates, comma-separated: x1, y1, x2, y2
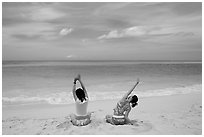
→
(2, 84, 201, 106)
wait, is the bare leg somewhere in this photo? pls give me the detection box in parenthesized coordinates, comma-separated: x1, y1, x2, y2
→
(70, 113, 91, 126)
(70, 114, 78, 126)
(83, 118, 91, 126)
(87, 112, 92, 118)
(81, 112, 91, 126)
(105, 115, 115, 125)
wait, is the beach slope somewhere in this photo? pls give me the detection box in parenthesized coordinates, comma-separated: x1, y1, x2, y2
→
(2, 92, 202, 135)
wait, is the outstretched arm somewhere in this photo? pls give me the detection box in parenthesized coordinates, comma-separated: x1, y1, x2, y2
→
(77, 74, 88, 98)
(121, 78, 140, 101)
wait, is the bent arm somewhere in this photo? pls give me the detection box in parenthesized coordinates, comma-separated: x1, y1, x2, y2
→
(72, 80, 77, 101)
(78, 79, 88, 98)
(124, 107, 132, 124)
(121, 79, 140, 101)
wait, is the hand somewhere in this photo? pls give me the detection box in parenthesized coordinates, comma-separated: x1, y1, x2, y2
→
(76, 74, 81, 81)
(74, 78, 77, 82)
(74, 74, 81, 81)
(77, 74, 81, 80)
(127, 120, 134, 125)
(130, 122, 134, 125)
(136, 78, 140, 84)
(129, 120, 136, 125)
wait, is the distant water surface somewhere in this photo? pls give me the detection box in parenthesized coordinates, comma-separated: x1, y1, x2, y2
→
(2, 60, 202, 106)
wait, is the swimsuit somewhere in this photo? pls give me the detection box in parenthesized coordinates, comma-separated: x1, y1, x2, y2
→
(71, 113, 91, 126)
(112, 115, 125, 125)
(75, 97, 88, 116)
(71, 97, 91, 126)
(111, 100, 131, 125)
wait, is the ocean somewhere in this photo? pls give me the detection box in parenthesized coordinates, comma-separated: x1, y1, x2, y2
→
(2, 60, 202, 106)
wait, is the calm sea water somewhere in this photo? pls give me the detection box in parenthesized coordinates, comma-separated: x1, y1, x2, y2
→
(2, 61, 202, 106)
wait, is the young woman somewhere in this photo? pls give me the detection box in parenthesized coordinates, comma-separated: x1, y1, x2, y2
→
(70, 74, 91, 126)
(105, 79, 139, 125)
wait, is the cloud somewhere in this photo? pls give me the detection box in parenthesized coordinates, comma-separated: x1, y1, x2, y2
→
(2, 3, 201, 61)
(98, 30, 120, 39)
(3, 22, 60, 42)
(12, 34, 41, 40)
(97, 26, 149, 40)
(29, 7, 66, 21)
(124, 26, 148, 36)
(59, 27, 73, 36)
(94, 3, 131, 16)
(97, 25, 196, 40)
(66, 55, 75, 58)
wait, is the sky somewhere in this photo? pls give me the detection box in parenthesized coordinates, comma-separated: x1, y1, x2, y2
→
(2, 2, 202, 61)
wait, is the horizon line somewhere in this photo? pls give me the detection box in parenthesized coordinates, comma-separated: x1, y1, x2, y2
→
(2, 59, 202, 62)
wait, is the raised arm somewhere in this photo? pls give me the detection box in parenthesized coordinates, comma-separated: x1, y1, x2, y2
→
(72, 78, 77, 101)
(77, 74, 88, 98)
(121, 78, 140, 101)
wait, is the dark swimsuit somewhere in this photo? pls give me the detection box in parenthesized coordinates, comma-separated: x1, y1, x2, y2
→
(112, 100, 131, 125)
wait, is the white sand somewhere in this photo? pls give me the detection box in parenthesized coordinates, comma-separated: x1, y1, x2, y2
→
(2, 92, 202, 135)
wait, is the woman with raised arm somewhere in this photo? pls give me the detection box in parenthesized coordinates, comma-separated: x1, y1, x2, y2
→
(70, 74, 91, 126)
(105, 79, 139, 125)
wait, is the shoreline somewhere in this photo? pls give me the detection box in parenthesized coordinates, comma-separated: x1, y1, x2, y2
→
(2, 92, 202, 135)
(3, 83, 202, 107)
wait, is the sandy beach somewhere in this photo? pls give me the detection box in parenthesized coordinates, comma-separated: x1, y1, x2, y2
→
(2, 61, 202, 135)
(2, 1, 202, 135)
(2, 92, 202, 135)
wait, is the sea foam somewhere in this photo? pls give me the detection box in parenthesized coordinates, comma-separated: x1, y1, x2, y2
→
(2, 84, 201, 106)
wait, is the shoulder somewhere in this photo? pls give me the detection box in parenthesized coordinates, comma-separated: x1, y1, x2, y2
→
(118, 98, 129, 104)
(118, 98, 126, 105)
(76, 97, 89, 104)
(85, 97, 89, 102)
(122, 101, 131, 110)
(125, 103, 131, 110)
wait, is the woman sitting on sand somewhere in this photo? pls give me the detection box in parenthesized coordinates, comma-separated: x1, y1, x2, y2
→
(105, 79, 139, 125)
(70, 74, 91, 126)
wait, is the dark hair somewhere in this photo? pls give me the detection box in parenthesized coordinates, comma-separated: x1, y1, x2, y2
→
(75, 88, 86, 102)
(130, 95, 138, 108)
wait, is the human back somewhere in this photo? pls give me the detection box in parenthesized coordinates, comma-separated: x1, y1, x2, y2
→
(74, 86, 89, 115)
(75, 99, 88, 116)
(106, 79, 140, 125)
(75, 88, 89, 116)
(71, 74, 91, 126)
(113, 100, 130, 116)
